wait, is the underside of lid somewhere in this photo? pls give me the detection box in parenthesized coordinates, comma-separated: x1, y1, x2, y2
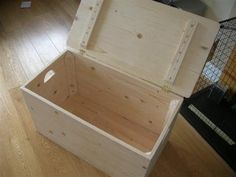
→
(67, 0, 219, 98)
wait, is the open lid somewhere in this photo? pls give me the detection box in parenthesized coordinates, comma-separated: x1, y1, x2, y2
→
(67, 0, 219, 98)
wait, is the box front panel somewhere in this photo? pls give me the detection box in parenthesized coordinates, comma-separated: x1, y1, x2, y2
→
(22, 90, 150, 177)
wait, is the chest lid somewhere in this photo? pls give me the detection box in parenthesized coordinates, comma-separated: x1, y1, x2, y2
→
(67, 0, 219, 98)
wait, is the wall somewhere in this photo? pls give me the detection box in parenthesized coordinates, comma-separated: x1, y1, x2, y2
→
(201, 0, 236, 21)
(230, 0, 236, 18)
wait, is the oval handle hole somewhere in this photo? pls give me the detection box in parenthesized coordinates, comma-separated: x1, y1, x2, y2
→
(44, 70, 55, 83)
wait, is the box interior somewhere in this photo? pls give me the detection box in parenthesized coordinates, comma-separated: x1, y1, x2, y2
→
(26, 51, 182, 153)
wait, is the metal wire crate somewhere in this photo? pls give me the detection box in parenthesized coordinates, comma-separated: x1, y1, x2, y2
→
(194, 17, 236, 98)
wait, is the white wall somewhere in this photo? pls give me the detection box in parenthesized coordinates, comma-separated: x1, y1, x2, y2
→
(230, 0, 236, 17)
(201, 0, 236, 21)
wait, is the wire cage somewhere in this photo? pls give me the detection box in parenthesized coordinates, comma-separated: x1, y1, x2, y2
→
(194, 17, 236, 98)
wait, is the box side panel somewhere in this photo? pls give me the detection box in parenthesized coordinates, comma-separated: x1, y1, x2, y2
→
(22, 90, 150, 177)
(64, 52, 78, 95)
(145, 98, 183, 177)
(25, 51, 77, 105)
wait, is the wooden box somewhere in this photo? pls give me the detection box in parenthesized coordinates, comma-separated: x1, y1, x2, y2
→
(21, 0, 219, 177)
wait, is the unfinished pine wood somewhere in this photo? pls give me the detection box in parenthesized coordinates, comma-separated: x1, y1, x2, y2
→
(22, 88, 151, 177)
(21, 48, 182, 177)
(61, 94, 159, 152)
(0, 0, 234, 177)
(25, 0, 219, 171)
(74, 54, 180, 133)
(80, 0, 104, 48)
(24, 51, 182, 155)
(22, 44, 184, 177)
(26, 53, 69, 104)
(64, 52, 78, 95)
(165, 20, 198, 84)
(68, 0, 220, 97)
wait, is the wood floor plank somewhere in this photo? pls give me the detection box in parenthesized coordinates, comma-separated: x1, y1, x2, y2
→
(38, 12, 70, 53)
(39, 0, 77, 30)
(20, 16, 60, 65)
(0, 1, 46, 79)
(0, 1, 22, 33)
(5, 30, 45, 79)
(0, 34, 28, 89)
(0, 0, 234, 176)
(19, 0, 75, 53)
(0, 78, 44, 177)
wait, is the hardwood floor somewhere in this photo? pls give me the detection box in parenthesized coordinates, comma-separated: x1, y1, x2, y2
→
(0, 0, 234, 177)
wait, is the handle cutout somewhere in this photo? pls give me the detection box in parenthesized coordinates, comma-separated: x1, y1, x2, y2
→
(44, 70, 55, 83)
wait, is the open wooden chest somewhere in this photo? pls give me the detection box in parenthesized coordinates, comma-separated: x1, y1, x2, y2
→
(21, 0, 219, 177)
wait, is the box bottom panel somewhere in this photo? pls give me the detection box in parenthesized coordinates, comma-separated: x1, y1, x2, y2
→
(59, 93, 159, 152)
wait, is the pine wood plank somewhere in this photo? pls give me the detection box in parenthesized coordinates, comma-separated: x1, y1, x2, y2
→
(68, 0, 219, 98)
(61, 94, 159, 152)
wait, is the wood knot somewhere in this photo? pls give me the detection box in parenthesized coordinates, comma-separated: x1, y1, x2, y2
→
(140, 99, 145, 103)
(201, 46, 209, 50)
(124, 95, 129, 99)
(142, 166, 147, 169)
(137, 33, 143, 39)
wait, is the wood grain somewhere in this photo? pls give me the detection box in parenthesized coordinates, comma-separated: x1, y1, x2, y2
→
(0, 0, 234, 177)
(68, 0, 219, 98)
(22, 49, 182, 177)
(61, 94, 160, 152)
